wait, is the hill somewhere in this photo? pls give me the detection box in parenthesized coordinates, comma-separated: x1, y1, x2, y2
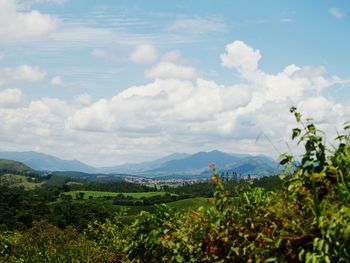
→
(0, 159, 35, 175)
(0, 151, 96, 173)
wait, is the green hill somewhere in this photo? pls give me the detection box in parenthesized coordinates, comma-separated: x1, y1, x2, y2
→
(0, 159, 35, 175)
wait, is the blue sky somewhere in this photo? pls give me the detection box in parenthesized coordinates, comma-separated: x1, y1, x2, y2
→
(0, 0, 349, 166)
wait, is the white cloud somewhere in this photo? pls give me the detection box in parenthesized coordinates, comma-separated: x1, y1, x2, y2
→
(74, 93, 91, 106)
(160, 50, 182, 62)
(0, 88, 22, 107)
(129, 44, 158, 64)
(50, 75, 63, 86)
(168, 17, 226, 34)
(221, 40, 261, 79)
(0, 0, 58, 40)
(0, 40, 349, 166)
(281, 18, 293, 23)
(145, 62, 198, 80)
(329, 8, 344, 19)
(26, 0, 67, 5)
(0, 64, 46, 84)
(91, 48, 107, 58)
(66, 99, 113, 132)
(67, 78, 251, 136)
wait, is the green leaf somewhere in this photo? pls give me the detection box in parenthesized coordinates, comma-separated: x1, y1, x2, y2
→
(292, 128, 301, 140)
(307, 124, 316, 134)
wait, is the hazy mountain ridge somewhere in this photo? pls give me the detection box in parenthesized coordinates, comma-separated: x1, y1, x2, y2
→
(0, 150, 279, 178)
(100, 153, 190, 174)
(0, 151, 96, 173)
(109, 150, 279, 177)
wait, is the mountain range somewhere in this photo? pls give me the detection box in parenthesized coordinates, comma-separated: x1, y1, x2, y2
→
(0, 151, 95, 173)
(0, 150, 281, 178)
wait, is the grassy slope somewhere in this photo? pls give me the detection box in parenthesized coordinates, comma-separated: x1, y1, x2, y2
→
(167, 197, 212, 210)
(0, 174, 43, 189)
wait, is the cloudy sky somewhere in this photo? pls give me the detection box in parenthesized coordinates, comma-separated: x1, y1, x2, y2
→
(0, 0, 349, 166)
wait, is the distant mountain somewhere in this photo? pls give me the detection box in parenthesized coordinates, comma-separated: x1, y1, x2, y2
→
(149, 150, 240, 175)
(0, 159, 35, 174)
(221, 156, 280, 177)
(100, 153, 190, 174)
(0, 150, 280, 178)
(118, 150, 279, 178)
(0, 151, 96, 173)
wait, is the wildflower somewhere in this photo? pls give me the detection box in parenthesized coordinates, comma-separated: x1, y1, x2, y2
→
(190, 211, 199, 220)
(209, 245, 219, 254)
(208, 162, 216, 169)
(211, 175, 217, 184)
(166, 234, 171, 241)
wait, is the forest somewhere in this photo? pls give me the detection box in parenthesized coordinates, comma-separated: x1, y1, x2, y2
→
(0, 109, 349, 262)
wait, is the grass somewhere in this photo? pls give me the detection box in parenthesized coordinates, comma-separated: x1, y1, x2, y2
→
(0, 174, 43, 189)
(63, 190, 174, 200)
(167, 197, 212, 210)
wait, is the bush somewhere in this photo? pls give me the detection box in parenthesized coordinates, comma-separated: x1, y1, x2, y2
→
(119, 108, 350, 262)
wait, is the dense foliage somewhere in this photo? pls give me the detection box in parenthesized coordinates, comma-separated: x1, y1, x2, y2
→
(0, 109, 349, 262)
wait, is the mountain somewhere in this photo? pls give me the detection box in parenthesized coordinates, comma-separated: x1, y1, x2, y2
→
(100, 153, 190, 174)
(222, 156, 280, 177)
(149, 150, 240, 175)
(0, 151, 96, 173)
(0, 159, 35, 174)
(0, 150, 279, 178)
(119, 150, 279, 178)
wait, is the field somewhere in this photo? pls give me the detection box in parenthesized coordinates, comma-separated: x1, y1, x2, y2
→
(167, 197, 212, 210)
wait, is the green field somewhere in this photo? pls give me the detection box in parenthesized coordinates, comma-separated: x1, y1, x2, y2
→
(63, 190, 174, 199)
(0, 174, 43, 189)
(167, 197, 212, 210)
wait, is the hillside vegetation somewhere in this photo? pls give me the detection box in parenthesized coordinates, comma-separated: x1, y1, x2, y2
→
(0, 159, 34, 175)
(0, 109, 349, 262)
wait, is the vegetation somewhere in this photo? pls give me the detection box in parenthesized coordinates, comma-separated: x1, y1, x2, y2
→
(0, 108, 349, 262)
(0, 159, 35, 175)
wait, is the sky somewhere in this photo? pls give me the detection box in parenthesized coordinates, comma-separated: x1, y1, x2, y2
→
(0, 0, 349, 166)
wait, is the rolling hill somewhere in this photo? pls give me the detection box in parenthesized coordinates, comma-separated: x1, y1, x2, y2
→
(0, 151, 96, 173)
(0, 159, 35, 175)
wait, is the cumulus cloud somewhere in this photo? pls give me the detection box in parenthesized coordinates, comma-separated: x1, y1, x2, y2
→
(145, 62, 198, 80)
(66, 78, 251, 136)
(0, 40, 349, 166)
(129, 44, 158, 64)
(74, 93, 91, 106)
(0, 88, 22, 107)
(221, 40, 261, 78)
(0, 64, 46, 84)
(0, 0, 58, 40)
(329, 8, 344, 19)
(160, 50, 182, 62)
